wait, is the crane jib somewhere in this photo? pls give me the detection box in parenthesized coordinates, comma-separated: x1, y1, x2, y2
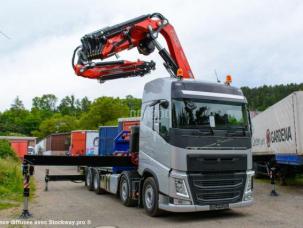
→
(84, 14, 151, 39)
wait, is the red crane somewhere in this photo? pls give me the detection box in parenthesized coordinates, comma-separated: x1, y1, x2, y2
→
(72, 13, 194, 82)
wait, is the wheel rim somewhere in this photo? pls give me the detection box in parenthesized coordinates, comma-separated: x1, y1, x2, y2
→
(86, 171, 91, 186)
(94, 175, 98, 190)
(144, 185, 154, 209)
(121, 180, 128, 201)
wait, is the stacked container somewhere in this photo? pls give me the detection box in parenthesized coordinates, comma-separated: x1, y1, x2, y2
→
(70, 130, 99, 156)
(117, 117, 140, 133)
(10, 140, 29, 158)
(98, 126, 118, 156)
(44, 133, 70, 156)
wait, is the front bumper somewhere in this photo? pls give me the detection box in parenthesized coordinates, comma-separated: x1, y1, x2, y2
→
(162, 169, 254, 213)
(159, 199, 254, 212)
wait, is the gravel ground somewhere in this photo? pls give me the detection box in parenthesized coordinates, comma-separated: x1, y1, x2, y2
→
(1, 166, 303, 228)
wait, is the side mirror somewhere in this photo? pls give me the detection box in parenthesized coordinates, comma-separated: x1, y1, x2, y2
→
(159, 100, 169, 109)
(149, 99, 169, 109)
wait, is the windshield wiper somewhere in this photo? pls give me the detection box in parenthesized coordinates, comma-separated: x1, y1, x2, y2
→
(181, 125, 214, 136)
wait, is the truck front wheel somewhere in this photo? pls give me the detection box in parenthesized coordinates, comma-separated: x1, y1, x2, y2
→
(119, 175, 137, 207)
(142, 177, 162, 217)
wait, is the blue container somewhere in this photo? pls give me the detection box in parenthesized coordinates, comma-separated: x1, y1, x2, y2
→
(98, 126, 118, 156)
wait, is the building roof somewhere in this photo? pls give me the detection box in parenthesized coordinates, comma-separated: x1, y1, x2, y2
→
(0, 136, 37, 141)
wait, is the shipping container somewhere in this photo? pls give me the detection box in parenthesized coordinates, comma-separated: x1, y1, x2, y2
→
(99, 126, 118, 156)
(85, 131, 99, 156)
(44, 133, 70, 156)
(0, 136, 36, 159)
(252, 92, 303, 165)
(117, 117, 140, 133)
(70, 130, 98, 156)
(11, 140, 28, 158)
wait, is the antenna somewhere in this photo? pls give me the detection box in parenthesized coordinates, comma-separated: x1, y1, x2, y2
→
(214, 70, 221, 83)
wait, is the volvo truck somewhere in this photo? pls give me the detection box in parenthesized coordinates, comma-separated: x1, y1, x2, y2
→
(84, 77, 254, 216)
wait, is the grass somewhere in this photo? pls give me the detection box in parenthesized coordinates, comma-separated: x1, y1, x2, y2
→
(0, 158, 36, 210)
(286, 174, 303, 186)
(0, 202, 19, 210)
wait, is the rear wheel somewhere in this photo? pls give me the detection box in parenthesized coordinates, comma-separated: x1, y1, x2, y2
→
(142, 177, 162, 217)
(119, 175, 136, 207)
(85, 168, 94, 191)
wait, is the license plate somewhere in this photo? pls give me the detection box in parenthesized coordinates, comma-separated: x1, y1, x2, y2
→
(210, 204, 229, 210)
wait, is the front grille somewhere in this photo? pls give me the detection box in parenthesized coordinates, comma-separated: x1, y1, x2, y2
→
(187, 154, 247, 172)
(188, 172, 246, 205)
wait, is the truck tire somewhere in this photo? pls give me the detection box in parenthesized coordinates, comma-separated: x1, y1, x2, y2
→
(119, 174, 137, 207)
(85, 168, 94, 191)
(93, 171, 106, 194)
(142, 177, 162, 217)
(84, 167, 89, 186)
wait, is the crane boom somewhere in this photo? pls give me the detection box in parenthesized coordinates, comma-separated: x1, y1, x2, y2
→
(72, 13, 194, 82)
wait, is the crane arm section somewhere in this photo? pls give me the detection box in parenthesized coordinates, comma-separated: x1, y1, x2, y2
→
(72, 13, 194, 82)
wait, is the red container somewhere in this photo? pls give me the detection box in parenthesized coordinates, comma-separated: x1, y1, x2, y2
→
(70, 130, 99, 156)
(70, 131, 86, 156)
(10, 140, 28, 158)
(118, 117, 140, 133)
(122, 120, 140, 131)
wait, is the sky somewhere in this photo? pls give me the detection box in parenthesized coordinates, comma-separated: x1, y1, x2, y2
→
(0, 0, 303, 111)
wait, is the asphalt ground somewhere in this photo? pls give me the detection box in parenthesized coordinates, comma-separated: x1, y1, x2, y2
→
(1, 166, 303, 228)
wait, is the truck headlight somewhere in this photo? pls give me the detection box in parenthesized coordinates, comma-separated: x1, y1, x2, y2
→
(174, 178, 189, 198)
(243, 171, 255, 201)
(245, 171, 255, 192)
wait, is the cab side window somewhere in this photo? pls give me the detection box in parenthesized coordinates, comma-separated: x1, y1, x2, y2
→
(143, 102, 170, 140)
(153, 104, 159, 132)
(142, 105, 154, 128)
(159, 103, 169, 139)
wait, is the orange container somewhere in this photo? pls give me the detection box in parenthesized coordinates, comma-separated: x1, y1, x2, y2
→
(70, 131, 86, 156)
(11, 140, 28, 158)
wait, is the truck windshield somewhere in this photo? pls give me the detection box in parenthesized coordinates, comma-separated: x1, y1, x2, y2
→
(172, 98, 248, 130)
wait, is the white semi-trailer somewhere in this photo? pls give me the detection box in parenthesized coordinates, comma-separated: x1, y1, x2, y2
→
(252, 91, 303, 180)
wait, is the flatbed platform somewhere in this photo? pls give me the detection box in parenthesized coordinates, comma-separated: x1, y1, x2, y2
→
(24, 155, 134, 167)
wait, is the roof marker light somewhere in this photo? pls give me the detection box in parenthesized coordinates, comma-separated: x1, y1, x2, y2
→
(177, 68, 183, 77)
(225, 75, 232, 86)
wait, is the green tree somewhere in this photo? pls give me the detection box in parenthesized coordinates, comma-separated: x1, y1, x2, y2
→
(0, 139, 17, 159)
(0, 97, 30, 135)
(79, 97, 129, 129)
(11, 96, 24, 110)
(32, 94, 57, 115)
(79, 97, 91, 113)
(57, 95, 80, 116)
(123, 95, 141, 116)
(241, 82, 303, 111)
(33, 114, 78, 138)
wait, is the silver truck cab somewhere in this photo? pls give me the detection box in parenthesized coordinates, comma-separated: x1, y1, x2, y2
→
(138, 77, 254, 213)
